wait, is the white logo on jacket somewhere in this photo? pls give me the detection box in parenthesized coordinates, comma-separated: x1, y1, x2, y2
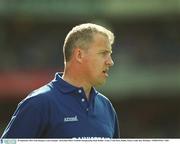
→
(64, 116, 78, 122)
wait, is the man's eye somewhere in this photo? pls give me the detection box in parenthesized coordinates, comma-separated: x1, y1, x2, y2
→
(102, 52, 108, 55)
(102, 51, 112, 56)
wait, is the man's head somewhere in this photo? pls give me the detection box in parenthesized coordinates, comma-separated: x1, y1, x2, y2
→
(63, 23, 114, 86)
(63, 23, 114, 62)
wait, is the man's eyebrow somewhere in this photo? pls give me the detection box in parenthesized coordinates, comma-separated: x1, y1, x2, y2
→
(99, 49, 112, 53)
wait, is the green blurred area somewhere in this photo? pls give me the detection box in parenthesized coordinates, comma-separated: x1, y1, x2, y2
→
(0, 0, 180, 138)
(0, 0, 180, 20)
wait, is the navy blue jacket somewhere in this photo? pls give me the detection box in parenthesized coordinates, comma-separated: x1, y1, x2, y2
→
(1, 73, 120, 138)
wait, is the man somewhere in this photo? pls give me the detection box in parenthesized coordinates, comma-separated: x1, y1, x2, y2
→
(1, 23, 120, 138)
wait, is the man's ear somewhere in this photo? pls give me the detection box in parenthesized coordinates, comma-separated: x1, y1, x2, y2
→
(74, 48, 84, 63)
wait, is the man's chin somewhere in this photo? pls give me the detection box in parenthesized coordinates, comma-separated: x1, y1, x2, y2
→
(94, 79, 106, 87)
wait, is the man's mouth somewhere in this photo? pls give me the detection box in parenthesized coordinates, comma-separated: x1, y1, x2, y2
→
(102, 69, 109, 77)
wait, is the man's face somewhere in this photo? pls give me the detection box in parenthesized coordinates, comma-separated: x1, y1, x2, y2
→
(82, 33, 114, 86)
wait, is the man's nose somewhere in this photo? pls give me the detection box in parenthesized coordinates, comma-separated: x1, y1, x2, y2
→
(106, 56, 114, 67)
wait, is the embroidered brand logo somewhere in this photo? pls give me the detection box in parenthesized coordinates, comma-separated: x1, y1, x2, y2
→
(64, 115, 79, 122)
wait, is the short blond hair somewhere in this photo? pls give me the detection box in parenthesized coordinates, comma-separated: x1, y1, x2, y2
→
(63, 23, 114, 62)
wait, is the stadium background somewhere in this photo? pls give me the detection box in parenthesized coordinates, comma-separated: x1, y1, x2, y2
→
(0, 0, 180, 137)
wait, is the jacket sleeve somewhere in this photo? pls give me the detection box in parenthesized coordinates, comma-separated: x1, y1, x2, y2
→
(1, 95, 48, 138)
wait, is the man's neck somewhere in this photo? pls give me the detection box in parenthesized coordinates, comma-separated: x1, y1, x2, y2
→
(62, 67, 92, 100)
